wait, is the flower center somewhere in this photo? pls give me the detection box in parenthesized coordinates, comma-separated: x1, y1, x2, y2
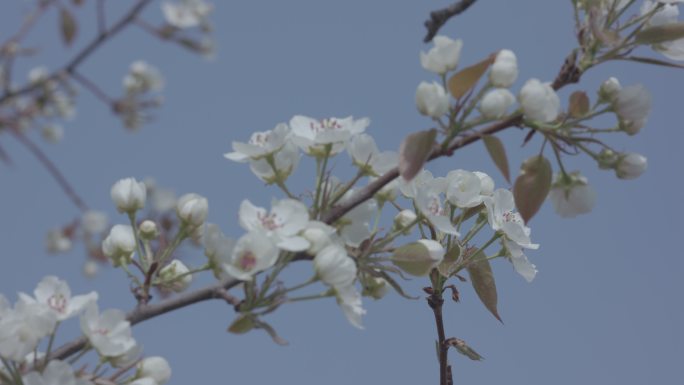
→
(258, 212, 282, 231)
(427, 196, 443, 216)
(238, 252, 257, 272)
(249, 131, 270, 147)
(309, 118, 342, 133)
(47, 294, 67, 314)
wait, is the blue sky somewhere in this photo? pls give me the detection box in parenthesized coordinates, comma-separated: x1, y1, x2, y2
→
(0, 1, 682, 384)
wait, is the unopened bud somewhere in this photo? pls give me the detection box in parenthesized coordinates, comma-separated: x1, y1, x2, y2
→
(139, 220, 159, 240)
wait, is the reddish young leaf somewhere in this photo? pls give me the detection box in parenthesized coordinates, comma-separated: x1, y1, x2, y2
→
(482, 135, 511, 183)
(513, 155, 552, 223)
(447, 54, 495, 99)
(398, 128, 437, 181)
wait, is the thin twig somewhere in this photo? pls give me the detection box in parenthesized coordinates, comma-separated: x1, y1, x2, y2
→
(9, 128, 89, 212)
(424, 0, 479, 43)
(70, 71, 114, 105)
(428, 293, 451, 385)
(0, 0, 56, 50)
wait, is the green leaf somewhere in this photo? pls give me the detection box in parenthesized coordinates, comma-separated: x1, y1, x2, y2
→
(227, 314, 255, 334)
(466, 253, 502, 323)
(482, 135, 511, 183)
(391, 242, 435, 277)
(60, 8, 77, 46)
(635, 22, 684, 45)
(437, 243, 462, 277)
(446, 338, 485, 361)
(447, 54, 495, 99)
(513, 155, 552, 223)
(398, 129, 437, 181)
(568, 91, 590, 118)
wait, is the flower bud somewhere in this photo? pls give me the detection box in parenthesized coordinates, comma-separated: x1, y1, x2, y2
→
(598, 77, 621, 102)
(159, 260, 192, 292)
(362, 277, 389, 300)
(102, 224, 136, 266)
(548, 173, 597, 218)
(46, 228, 72, 254)
(420, 35, 463, 75)
(416, 239, 445, 265)
(519, 78, 560, 123)
(302, 221, 335, 255)
(139, 220, 159, 240)
(489, 49, 518, 88)
(597, 148, 618, 170)
(614, 84, 651, 136)
(616, 153, 647, 180)
(314, 244, 357, 288)
(415, 81, 450, 118)
(138, 356, 171, 385)
(176, 193, 209, 227)
(394, 209, 417, 229)
(479, 88, 515, 119)
(111, 178, 147, 213)
(82, 210, 108, 234)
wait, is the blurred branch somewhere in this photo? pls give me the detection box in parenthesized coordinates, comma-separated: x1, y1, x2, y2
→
(0, 0, 56, 50)
(424, 0, 479, 43)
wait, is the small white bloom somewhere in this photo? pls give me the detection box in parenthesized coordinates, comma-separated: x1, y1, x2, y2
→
(159, 260, 192, 292)
(479, 88, 516, 119)
(640, 1, 684, 61)
(599, 77, 621, 102)
(224, 123, 290, 162)
(162, 0, 212, 29)
(335, 284, 366, 329)
(123, 61, 164, 94)
(615, 152, 647, 179)
(221, 231, 279, 281)
(347, 134, 398, 176)
(0, 300, 57, 361)
(138, 356, 172, 385)
(416, 239, 446, 266)
(399, 169, 446, 199)
(489, 49, 518, 88)
(202, 224, 236, 279)
(290, 115, 369, 156)
(110, 343, 142, 369)
(394, 209, 418, 229)
(18, 276, 98, 321)
(484, 189, 539, 250)
(80, 303, 137, 358)
(314, 244, 357, 288)
(339, 191, 377, 247)
(239, 199, 310, 252)
(41, 124, 64, 144)
(301, 221, 337, 255)
(363, 277, 389, 300)
(420, 35, 463, 75)
(102, 225, 136, 266)
(415, 81, 450, 118)
(248, 141, 300, 183)
(415, 186, 460, 236)
(111, 178, 147, 213)
(548, 173, 597, 218)
(82, 210, 108, 234)
(23, 360, 82, 385)
(176, 193, 209, 227)
(139, 220, 159, 239)
(613, 84, 651, 135)
(46, 229, 72, 254)
(446, 169, 484, 208)
(519, 78, 561, 123)
(473, 171, 495, 196)
(503, 238, 538, 282)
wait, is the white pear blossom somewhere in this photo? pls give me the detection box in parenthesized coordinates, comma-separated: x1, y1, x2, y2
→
(548, 173, 597, 218)
(123, 61, 164, 94)
(394, 209, 418, 229)
(22, 360, 87, 385)
(503, 238, 538, 282)
(111, 178, 147, 213)
(473, 171, 495, 196)
(301, 221, 337, 255)
(489, 49, 518, 88)
(420, 35, 463, 75)
(159, 260, 192, 292)
(248, 141, 300, 183)
(239, 199, 310, 252)
(616, 152, 648, 179)
(613, 84, 651, 135)
(176, 193, 209, 227)
(641, 1, 684, 61)
(415, 185, 460, 236)
(138, 356, 172, 385)
(399, 169, 446, 199)
(46, 228, 72, 254)
(446, 169, 484, 208)
(139, 220, 159, 239)
(80, 303, 137, 358)
(415, 81, 450, 118)
(484, 189, 539, 250)
(110, 344, 142, 369)
(599, 77, 621, 102)
(162, 0, 213, 29)
(82, 210, 108, 234)
(314, 244, 357, 288)
(224, 123, 290, 162)
(479, 88, 516, 119)
(417, 239, 446, 266)
(339, 191, 377, 247)
(290, 115, 369, 156)
(203, 224, 236, 279)
(18, 276, 97, 321)
(0, 299, 57, 361)
(519, 78, 560, 123)
(221, 231, 279, 281)
(335, 284, 366, 329)
(102, 225, 136, 266)
(347, 134, 399, 176)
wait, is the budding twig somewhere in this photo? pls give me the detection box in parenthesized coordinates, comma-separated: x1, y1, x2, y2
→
(423, 0, 479, 43)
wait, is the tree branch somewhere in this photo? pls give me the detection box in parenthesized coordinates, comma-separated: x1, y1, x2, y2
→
(424, 0, 479, 43)
(428, 293, 451, 385)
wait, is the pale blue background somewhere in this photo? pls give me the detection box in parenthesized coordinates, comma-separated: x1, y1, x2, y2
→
(0, 1, 682, 384)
